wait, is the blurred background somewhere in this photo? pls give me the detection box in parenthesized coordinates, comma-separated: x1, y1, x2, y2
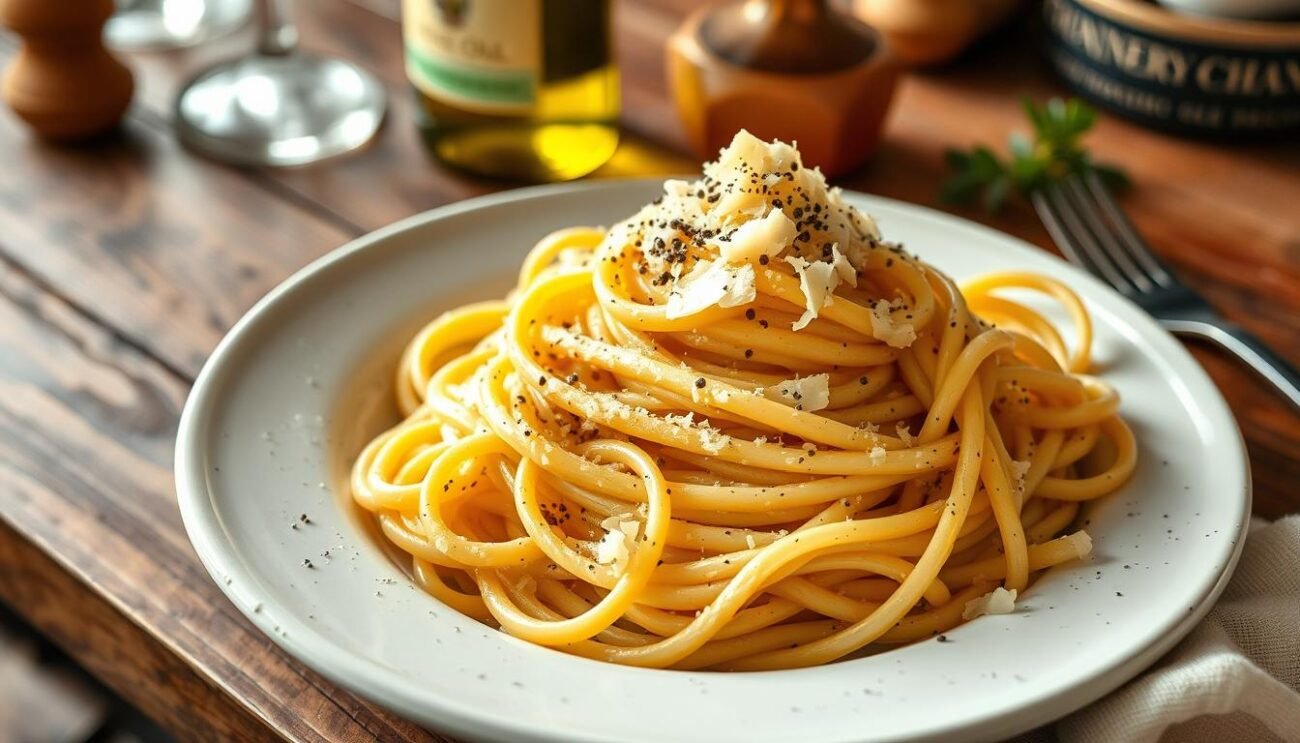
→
(0, 0, 1295, 741)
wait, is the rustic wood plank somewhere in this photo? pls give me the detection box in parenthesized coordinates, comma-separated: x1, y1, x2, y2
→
(0, 110, 356, 378)
(1189, 348, 1300, 521)
(341, 0, 399, 21)
(0, 259, 444, 742)
(0, 519, 277, 743)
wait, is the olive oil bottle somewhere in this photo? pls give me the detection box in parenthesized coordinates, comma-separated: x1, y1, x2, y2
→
(403, 0, 619, 182)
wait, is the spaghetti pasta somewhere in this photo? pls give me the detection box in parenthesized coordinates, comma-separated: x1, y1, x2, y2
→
(349, 132, 1136, 670)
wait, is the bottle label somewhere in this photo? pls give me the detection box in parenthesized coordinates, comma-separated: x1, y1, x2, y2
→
(403, 0, 540, 114)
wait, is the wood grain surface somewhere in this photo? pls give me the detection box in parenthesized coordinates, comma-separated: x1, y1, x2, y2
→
(0, 1, 1296, 740)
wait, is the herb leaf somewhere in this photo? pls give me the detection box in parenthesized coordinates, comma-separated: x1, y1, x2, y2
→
(941, 97, 1125, 212)
(939, 146, 1006, 206)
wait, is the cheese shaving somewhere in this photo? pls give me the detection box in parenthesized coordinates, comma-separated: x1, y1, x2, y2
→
(830, 244, 857, 287)
(962, 587, 1018, 621)
(870, 299, 918, 348)
(784, 256, 839, 330)
(697, 421, 730, 453)
(716, 208, 795, 264)
(1011, 459, 1032, 496)
(596, 515, 640, 567)
(1067, 530, 1094, 559)
(768, 374, 831, 412)
(665, 260, 756, 319)
(896, 423, 915, 447)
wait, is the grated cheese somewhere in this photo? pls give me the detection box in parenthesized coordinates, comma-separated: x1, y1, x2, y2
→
(598, 129, 926, 342)
(697, 422, 730, 453)
(962, 587, 1018, 620)
(596, 515, 641, 567)
(665, 260, 757, 319)
(769, 374, 831, 412)
(1011, 459, 1032, 497)
(777, 243, 857, 333)
(720, 264, 757, 308)
(663, 412, 696, 430)
(1067, 530, 1093, 559)
(716, 208, 795, 264)
(784, 255, 839, 330)
(869, 299, 918, 349)
(896, 423, 915, 447)
(830, 244, 857, 287)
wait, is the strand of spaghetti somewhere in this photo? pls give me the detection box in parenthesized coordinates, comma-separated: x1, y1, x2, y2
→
(961, 272, 1092, 372)
(726, 383, 987, 670)
(417, 433, 540, 567)
(977, 424, 1029, 591)
(939, 531, 1095, 586)
(476, 440, 670, 644)
(516, 227, 604, 289)
(349, 136, 1137, 670)
(400, 300, 507, 412)
(1036, 417, 1137, 500)
(512, 503, 971, 668)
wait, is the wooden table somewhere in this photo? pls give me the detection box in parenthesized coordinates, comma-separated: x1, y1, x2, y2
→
(0, 1, 1296, 740)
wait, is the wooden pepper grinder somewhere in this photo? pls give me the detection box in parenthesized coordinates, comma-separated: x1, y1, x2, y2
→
(0, 0, 134, 141)
(667, 0, 898, 178)
(852, 0, 1022, 66)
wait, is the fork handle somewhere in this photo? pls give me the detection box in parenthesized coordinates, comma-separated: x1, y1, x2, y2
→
(1161, 319, 1300, 413)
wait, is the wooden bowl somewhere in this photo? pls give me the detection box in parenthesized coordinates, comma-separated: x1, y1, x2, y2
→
(667, 7, 900, 178)
(1043, 0, 1300, 136)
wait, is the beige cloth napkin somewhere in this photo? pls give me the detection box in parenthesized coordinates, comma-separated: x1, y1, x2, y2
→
(1019, 516, 1300, 743)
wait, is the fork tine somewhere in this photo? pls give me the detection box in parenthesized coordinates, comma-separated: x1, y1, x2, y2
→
(1031, 189, 1097, 275)
(1062, 175, 1156, 293)
(1081, 170, 1174, 288)
(1035, 182, 1137, 295)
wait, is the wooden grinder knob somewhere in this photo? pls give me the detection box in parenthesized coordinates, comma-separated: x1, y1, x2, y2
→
(0, 0, 134, 141)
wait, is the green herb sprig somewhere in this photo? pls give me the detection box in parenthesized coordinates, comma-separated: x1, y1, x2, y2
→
(941, 97, 1128, 212)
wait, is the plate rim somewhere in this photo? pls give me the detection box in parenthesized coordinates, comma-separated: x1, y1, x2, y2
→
(175, 178, 1252, 743)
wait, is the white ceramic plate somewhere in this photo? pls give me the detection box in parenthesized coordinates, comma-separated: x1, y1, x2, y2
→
(176, 180, 1250, 743)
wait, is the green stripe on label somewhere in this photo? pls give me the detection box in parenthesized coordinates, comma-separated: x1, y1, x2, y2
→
(405, 46, 535, 105)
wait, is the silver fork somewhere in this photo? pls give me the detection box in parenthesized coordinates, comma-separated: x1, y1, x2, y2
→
(1033, 170, 1300, 412)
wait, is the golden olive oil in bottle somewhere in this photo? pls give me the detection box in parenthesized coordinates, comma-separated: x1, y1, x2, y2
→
(403, 0, 619, 182)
